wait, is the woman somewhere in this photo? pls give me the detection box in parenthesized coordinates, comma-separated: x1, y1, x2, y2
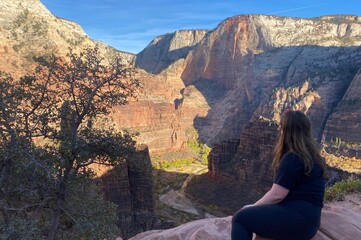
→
(231, 110, 327, 240)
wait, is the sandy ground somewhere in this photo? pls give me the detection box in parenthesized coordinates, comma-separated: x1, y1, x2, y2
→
(327, 193, 361, 213)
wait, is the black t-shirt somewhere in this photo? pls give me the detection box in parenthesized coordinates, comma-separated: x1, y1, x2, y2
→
(274, 152, 325, 207)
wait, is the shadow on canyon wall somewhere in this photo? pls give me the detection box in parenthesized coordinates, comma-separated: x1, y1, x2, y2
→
(135, 34, 193, 74)
(95, 145, 158, 239)
(178, 45, 361, 146)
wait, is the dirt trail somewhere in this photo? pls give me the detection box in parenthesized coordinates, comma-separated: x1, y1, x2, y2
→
(159, 165, 216, 218)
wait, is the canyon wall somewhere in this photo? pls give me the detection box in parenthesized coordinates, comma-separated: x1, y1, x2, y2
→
(135, 30, 208, 74)
(323, 69, 361, 157)
(180, 15, 361, 145)
(2, 0, 361, 189)
(0, 0, 134, 78)
(3, 1, 361, 161)
(113, 15, 361, 159)
(208, 118, 278, 191)
(99, 145, 157, 239)
(207, 118, 358, 193)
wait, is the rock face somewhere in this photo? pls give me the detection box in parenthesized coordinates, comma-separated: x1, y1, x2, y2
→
(2, 0, 361, 209)
(111, 70, 210, 156)
(0, 0, 134, 77)
(2, 2, 361, 236)
(323, 69, 361, 157)
(181, 15, 361, 145)
(135, 30, 208, 74)
(3, 2, 361, 161)
(99, 145, 157, 239)
(208, 118, 278, 191)
(117, 14, 361, 158)
(129, 205, 361, 240)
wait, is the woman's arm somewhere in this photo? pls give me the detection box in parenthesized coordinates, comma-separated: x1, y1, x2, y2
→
(243, 184, 289, 209)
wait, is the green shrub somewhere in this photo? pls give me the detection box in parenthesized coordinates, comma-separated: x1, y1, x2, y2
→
(187, 138, 210, 165)
(325, 178, 361, 202)
(158, 158, 194, 169)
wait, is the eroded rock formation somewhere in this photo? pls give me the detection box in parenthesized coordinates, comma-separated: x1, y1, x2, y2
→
(135, 30, 208, 74)
(129, 205, 361, 240)
(0, 0, 134, 78)
(179, 15, 361, 146)
(208, 118, 278, 192)
(99, 145, 157, 239)
(323, 69, 361, 157)
(114, 14, 361, 158)
(2, 1, 361, 237)
(2, 1, 361, 160)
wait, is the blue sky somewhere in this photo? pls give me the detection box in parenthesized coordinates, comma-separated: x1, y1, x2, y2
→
(40, 0, 361, 54)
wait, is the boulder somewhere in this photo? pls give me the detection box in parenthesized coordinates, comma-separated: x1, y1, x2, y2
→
(130, 205, 361, 240)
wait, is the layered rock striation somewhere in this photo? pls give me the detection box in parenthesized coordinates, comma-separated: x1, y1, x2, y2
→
(2, 1, 361, 160)
(323, 69, 361, 157)
(180, 15, 361, 145)
(0, 0, 134, 77)
(118, 14, 361, 154)
(99, 145, 157, 239)
(135, 30, 208, 74)
(208, 117, 278, 191)
(4, 1, 361, 159)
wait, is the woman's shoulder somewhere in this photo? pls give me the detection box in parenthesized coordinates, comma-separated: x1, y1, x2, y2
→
(283, 151, 301, 160)
(281, 151, 303, 165)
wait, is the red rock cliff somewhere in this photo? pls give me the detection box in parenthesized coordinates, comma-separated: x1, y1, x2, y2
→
(208, 117, 278, 191)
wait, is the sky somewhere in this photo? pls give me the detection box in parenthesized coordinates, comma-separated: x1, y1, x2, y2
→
(40, 0, 361, 54)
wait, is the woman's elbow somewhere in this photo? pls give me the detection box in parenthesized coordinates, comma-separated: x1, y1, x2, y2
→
(270, 184, 289, 202)
(273, 193, 286, 202)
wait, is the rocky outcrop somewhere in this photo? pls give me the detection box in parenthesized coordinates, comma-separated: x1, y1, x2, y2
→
(112, 70, 210, 156)
(208, 118, 278, 191)
(0, 0, 134, 77)
(208, 139, 240, 180)
(129, 205, 361, 240)
(135, 30, 208, 74)
(185, 118, 279, 214)
(99, 145, 157, 239)
(181, 15, 361, 145)
(323, 69, 361, 157)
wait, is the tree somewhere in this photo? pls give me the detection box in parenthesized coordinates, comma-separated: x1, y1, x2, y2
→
(0, 47, 140, 239)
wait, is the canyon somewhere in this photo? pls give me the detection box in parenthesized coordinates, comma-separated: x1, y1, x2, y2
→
(2, 1, 361, 160)
(1, 0, 361, 239)
(114, 15, 361, 162)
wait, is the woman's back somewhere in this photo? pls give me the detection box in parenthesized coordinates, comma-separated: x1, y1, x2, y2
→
(275, 152, 325, 207)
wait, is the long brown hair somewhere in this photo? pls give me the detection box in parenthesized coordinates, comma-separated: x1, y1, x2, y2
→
(272, 110, 327, 177)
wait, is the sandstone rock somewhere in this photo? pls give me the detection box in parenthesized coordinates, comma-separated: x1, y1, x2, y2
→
(323, 68, 361, 157)
(96, 145, 157, 239)
(208, 118, 278, 190)
(206, 118, 357, 207)
(0, 0, 134, 77)
(130, 206, 361, 240)
(3, 1, 361, 158)
(129, 216, 232, 240)
(136, 30, 208, 74)
(312, 205, 361, 240)
(180, 15, 361, 146)
(112, 70, 210, 156)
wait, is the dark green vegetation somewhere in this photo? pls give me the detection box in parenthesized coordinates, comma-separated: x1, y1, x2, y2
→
(325, 178, 361, 202)
(0, 47, 139, 239)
